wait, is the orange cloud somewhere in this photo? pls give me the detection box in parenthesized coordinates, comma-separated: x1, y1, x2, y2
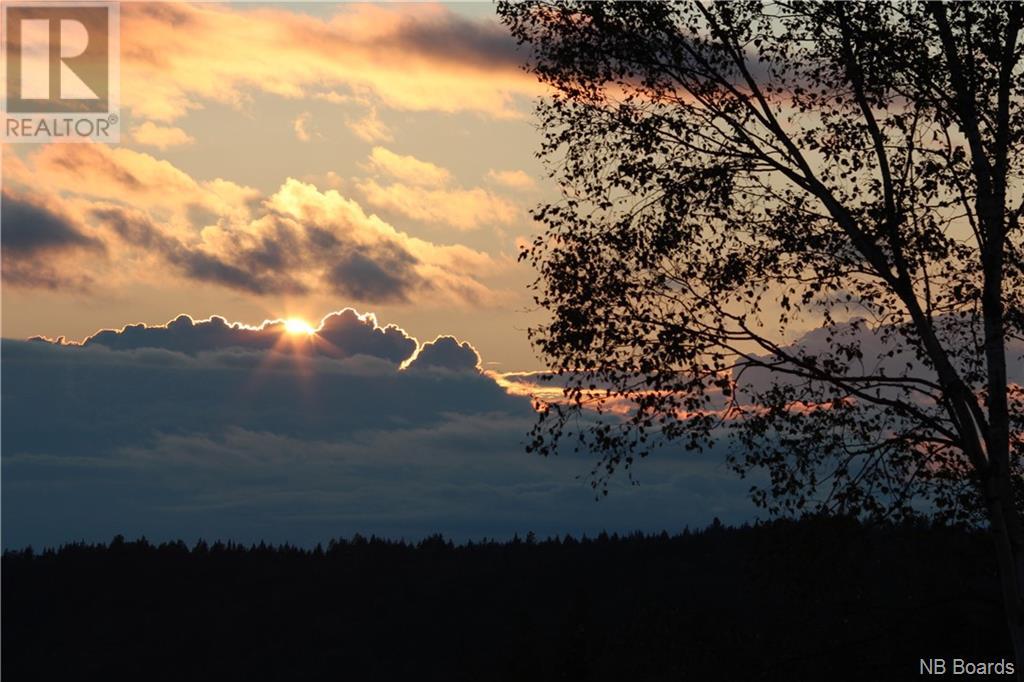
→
(368, 147, 452, 187)
(357, 147, 519, 231)
(356, 180, 519, 232)
(293, 112, 316, 142)
(4, 145, 508, 305)
(346, 107, 393, 143)
(130, 121, 196, 150)
(264, 179, 503, 302)
(486, 169, 537, 191)
(120, 3, 542, 122)
(9, 144, 259, 229)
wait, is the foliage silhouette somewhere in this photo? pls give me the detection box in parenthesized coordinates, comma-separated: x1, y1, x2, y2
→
(1, 518, 1010, 681)
(498, 0, 1023, 662)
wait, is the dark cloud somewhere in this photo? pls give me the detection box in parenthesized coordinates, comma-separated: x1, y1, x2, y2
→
(407, 336, 481, 372)
(5, 335, 522, 458)
(174, 248, 309, 296)
(90, 193, 433, 303)
(314, 309, 418, 363)
(389, 13, 528, 70)
(77, 308, 418, 365)
(92, 205, 167, 249)
(1, 190, 105, 290)
(326, 242, 425, 304)
(273, 6, 529, 74)
(2, 192, 101, 255)
(91, 206, 309, 296)
(2, 310, 756, 548)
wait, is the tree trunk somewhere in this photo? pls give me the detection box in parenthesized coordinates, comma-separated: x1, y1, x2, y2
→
(987, 482, 1024, 679)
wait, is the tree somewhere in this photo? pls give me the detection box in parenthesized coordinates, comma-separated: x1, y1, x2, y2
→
(499, 0, 1024, 663)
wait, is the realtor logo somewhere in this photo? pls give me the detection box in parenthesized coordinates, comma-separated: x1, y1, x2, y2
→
(2, 1, 119, 142)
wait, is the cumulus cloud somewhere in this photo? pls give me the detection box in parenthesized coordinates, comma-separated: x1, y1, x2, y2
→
(406, 336, 481, 372)
(5, 144, 504, 304)
(17, 308, 504, 455)
(90, 203, 309, 296)
(3, 309, 754, 548)
(76, 308, 419, 365)
(3, 335, 524, 477)
(119, 3, 541, 123)
(260, 178, 497, 302)
(130, 121, 196, 150)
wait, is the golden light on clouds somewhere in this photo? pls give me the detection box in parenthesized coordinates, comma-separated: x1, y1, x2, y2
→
(130, 121, 196, 150)
(1, 1, 547, 369)
(119, 2, 544, 123)
(3, 139, 512, 306)
(358, 147, 519, 231)
(367, 146, 452, 187)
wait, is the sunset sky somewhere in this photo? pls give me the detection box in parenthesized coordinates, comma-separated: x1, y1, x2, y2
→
(1, 2, 757, 548)
(2, 2, 558, 368)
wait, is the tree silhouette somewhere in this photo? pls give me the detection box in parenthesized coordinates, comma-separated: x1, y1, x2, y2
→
(1, 520, 1010, 681)
(499, 0, 1023, 661)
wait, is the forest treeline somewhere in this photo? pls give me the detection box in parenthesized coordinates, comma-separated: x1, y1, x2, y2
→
(2, 517, 1014, 681)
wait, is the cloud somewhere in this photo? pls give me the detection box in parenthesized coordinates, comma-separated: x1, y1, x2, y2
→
(2, 309, 755, 548)
(356, 147, 520, 231)
(130, 121, 196, 150)
(89, 203, 309, 296)
(10, 144, 260, 226)
(355, 147, 521, 232)
(119, 3, 541, 122)
(486, 169, 537, 191)
(1, 189, 106, 290)
(260, 178, 499, 302)
(498, 320, 1024, 430)
(325, 242, 423, 303)
(5, 333, 521, 463)
(6, 144, 504, 304)
(356, 180, 519, 232)
(735, 318, 1024, 399)
(406, 336, 482, 372)
(367, 146, 452, 187)
(490, 370, 577, 403)
(76, 308, 419, 365)
(346, 106, 393, 143)
(293, 112, 316, 142)
(1, 190, 103, 256)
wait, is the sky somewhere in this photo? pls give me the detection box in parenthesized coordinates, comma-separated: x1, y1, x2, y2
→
(3, 1, 551, 370)
(0, 2, 760, 548)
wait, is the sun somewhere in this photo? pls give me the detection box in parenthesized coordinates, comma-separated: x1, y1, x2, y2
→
(283, 318, 315, 335)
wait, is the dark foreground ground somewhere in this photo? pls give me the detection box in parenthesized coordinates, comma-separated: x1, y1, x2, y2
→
(2, 517, 1014, 681)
